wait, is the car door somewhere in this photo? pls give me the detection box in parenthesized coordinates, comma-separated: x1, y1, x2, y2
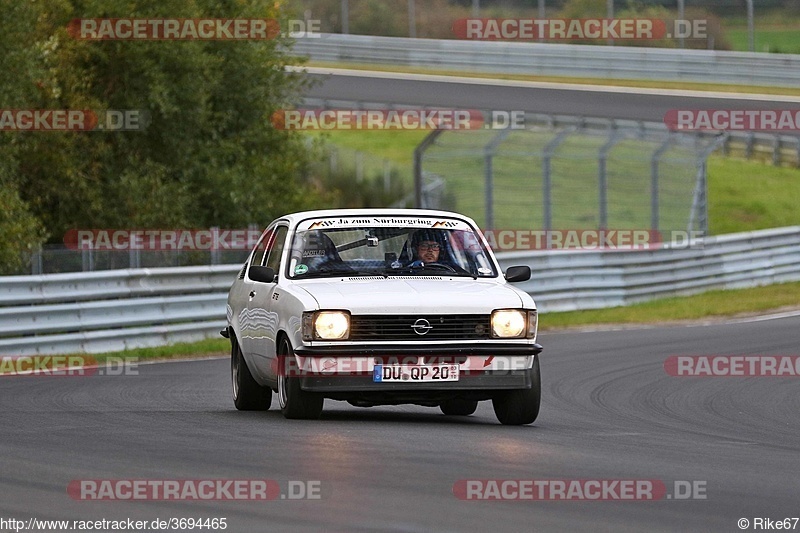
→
(241, 224, 288, 381)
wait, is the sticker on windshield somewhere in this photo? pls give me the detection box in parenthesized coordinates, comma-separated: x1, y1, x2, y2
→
(297, 216, 472, 231)
(294, 264, 309, 275)
(478, 267, 493, 275)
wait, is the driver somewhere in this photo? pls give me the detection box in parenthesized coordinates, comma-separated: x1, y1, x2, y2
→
(409, 229, 445, 265)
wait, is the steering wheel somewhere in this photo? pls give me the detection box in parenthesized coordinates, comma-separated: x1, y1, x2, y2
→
(407, 261, 460, 274)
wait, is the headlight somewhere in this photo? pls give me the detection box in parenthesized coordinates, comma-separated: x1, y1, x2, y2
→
(491, 309, 537, 339)
(303, 311, 350, 340)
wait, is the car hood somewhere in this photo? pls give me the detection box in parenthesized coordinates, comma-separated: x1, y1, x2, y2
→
(294, 278, 525, 314)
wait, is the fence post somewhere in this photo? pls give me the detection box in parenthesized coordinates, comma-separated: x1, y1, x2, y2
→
(31, 245, 42, 275)
(356, 151, 364, 182)
(129, 247, 140, 269)
(541, 127, 576, 231)
(650, 135, 673, 233)
(211, 227, 220, 265)
(598, 131, 623, 230)
(82, 246, 94, 272)
(483, 128, 511, 230)
(384, 160, 392, 193)
(414, 129, 444, 208)
(408, 0, 416, 38)
(341, 0, 349, 34)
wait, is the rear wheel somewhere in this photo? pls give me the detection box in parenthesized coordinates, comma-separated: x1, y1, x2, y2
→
(231, 336, 271, 411)
(277, 337, 323, 420)
(492, 356, 541, 425)
(440, 399, 478, 416)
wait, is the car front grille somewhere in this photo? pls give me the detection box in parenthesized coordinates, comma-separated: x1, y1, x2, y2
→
(349, 314, 491, 341)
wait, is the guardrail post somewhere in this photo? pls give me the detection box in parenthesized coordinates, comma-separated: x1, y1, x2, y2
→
(414, 129, 444, 208)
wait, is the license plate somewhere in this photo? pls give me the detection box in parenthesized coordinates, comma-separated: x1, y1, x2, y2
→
(373, 364, 459, 383)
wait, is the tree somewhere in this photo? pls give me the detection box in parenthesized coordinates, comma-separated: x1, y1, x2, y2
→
(1, 0, 325, 274)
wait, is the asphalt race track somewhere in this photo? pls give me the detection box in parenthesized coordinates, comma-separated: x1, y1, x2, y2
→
(303, 68, 800, 123)
(2, 314, 799, 532)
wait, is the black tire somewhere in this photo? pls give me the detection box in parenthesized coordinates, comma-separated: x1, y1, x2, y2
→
(231, 336, 272, 411)
(492, 356, 541, 425)
(440, 399, 479, 416)
(277, 337, 323, 420)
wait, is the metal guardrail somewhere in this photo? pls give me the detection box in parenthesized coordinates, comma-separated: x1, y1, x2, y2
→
(0, 266, 238, 355)
(1, 226, 799, 355)
(293, 34, 800, 87)
(496, 226, 800, 311)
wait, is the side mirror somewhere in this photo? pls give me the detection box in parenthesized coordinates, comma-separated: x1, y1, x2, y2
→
(249, 265, 275, 283)
(505, 265, 531, 283)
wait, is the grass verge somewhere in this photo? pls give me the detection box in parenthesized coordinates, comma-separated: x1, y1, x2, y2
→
(541, 281, 800, 330)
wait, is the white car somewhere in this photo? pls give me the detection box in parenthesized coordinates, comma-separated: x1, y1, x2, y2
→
(223, 208, 542, 425)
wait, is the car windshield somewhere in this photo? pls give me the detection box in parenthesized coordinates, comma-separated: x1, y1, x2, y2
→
(287, 216, 498, 279)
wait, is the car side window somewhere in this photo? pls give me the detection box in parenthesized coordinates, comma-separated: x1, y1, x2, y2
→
(265, 226, 288, 275)
(249, 230, 272, 268)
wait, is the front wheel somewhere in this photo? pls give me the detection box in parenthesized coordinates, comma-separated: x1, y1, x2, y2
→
(492, 356, 541, 425)
(277, 338, 323, 420)
(231, 336, 271, 411)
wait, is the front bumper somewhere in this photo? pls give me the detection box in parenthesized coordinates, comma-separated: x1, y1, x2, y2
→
(290, 342, 542, 395)
(300, 368, 533, 393)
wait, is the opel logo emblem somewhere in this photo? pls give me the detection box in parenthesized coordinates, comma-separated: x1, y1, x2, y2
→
(411, 318, 433, 335)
